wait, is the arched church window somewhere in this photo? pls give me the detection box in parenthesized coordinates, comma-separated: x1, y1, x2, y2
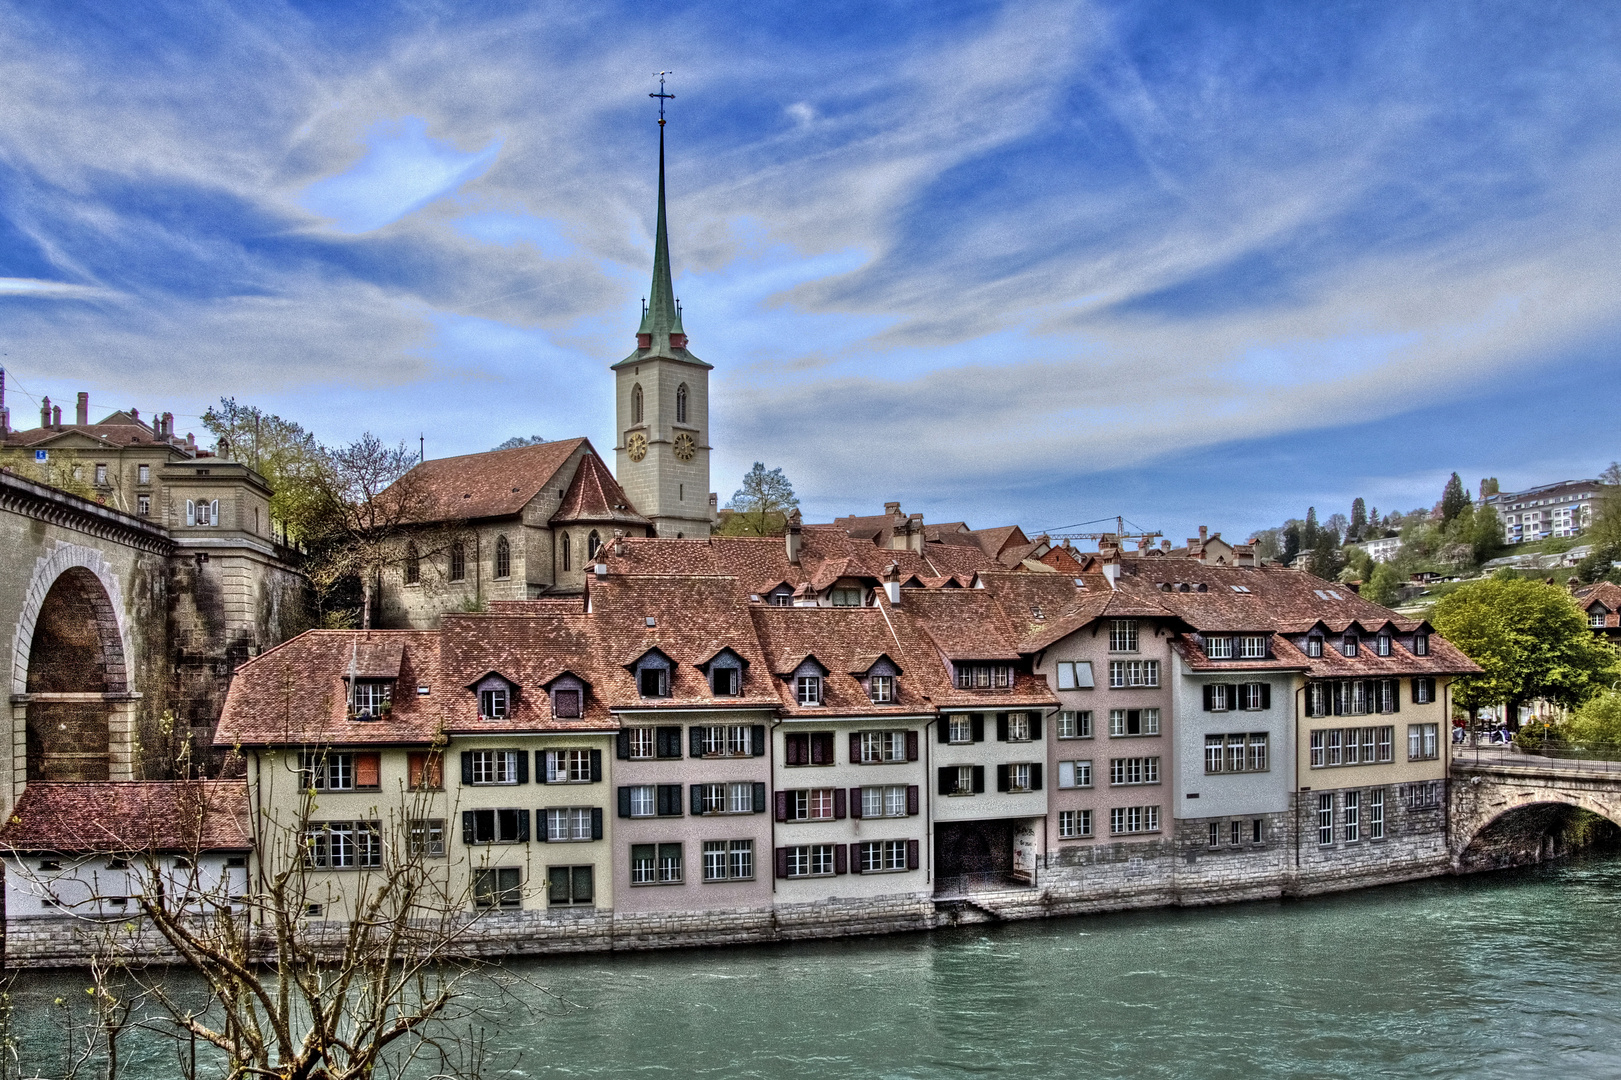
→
(632, 384, 643, 425)
(404, 542, 420, 585)
(495, 535, 511, 580)
(561, 533, 571, 572)
(588, 530, 601, 560)
(676, 383, 688, 424)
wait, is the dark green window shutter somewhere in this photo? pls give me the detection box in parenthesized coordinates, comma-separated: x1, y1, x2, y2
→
(590, 749, 602, 782)
(1389, 680, 1400, 713)
(691, 784, 704, 816)
(516, 809, 531, 843)
(996, 713, 1009, 741)
(1203, 685, 1214, 711)
(616, 730, 631, 759)
(617, 787, 632, 818)
(996, 764, 1010, 792)
(1030, 714, 1042, 740)
(751, 725, 767, 755)
(591, 807, 603, 840)
(1260, 683, 1272, 709)
(937, 768, 952, 795)
(657, 726, 682, 758)
(690, 726, 704, 757)
(937, 721, 950, 744)
(514, 752, 528, 784)
(460, 753, 473, 785)
(972, 766, 985, 794)
(1030, 763, 1043, 790)
(752, 782, 767, 813)
(906, 731, 919, 760)
(971, 715, 985, 742)
(461, 811, 475, 843)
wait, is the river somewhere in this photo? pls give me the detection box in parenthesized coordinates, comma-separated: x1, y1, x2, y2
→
(11, 858, 1621, 1078)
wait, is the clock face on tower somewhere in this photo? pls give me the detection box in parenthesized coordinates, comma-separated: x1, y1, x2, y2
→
(626, 432, 648, 462)
(673, 432, 696, 462)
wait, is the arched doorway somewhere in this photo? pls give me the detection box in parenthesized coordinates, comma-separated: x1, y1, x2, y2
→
(23, 568, 126, 781)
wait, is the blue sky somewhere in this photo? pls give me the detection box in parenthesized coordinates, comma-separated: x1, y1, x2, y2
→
(3, 1, 1618, 543)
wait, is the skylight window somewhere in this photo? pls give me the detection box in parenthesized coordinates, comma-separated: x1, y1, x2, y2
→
(1230, 585, 1251, 593)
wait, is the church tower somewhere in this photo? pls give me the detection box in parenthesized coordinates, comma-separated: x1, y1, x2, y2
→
(613, 86, 714, 539)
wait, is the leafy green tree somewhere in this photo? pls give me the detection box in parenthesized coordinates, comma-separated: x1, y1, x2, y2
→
(1432, 577, 1620, 725)
(1466, 503, 1504, 564)
(1480, 477, 1500, 498)
(724, 462, 799, 537)
(1349, 497, 1368, 542)
(491, 435, 548, 450)
(1303, 506, 1320, 550)
(202, 398, 324, 544)
(1362, 561, 1404, 606)
(1587, 462, 1621, 549)
(1281, 521, 1302, 563)
(1306, 533, 1344, 581)
(1567, 690, 1621, 748)
(1440, 471, 1471, 526)
(1576, 541, 1621, 585)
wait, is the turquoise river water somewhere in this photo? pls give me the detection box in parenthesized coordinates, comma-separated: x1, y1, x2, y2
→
(10, 858, 1621, 1078)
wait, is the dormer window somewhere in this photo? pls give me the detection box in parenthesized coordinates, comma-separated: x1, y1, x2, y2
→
(830, 586, 863, 607)
(1306, 636, 1323, 658)
(553, 688, 582, 718)
(1376, 634, 1392, 657)
(702, 649, 746, 696)
(640, 668, 669, 697)
(767, 586, 793, 607)
(1239, 636, 1267, 659)
(1342, 636, 1359, 658)
(480, 687, 509, 720)
(954, 664, 1012, 689)
(796, 675, 823, 706)
(1413, 633, 1429, 656)
(1592, 609, 1608, 628)
(1205, 637, 1233, 659)
(868, 675, 894, 703)
(351, 680, 393, 719)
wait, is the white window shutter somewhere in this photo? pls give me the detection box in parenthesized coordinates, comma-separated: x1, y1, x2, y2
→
(210, 499, 220, 526)
(185, 499, 195, 526)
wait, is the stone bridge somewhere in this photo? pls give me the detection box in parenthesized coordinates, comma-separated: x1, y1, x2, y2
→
(0, 470, 306, 815)
(1449, 748, 1621, 869)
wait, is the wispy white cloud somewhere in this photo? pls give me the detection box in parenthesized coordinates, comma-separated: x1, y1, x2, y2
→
(297, 117, 503, 233)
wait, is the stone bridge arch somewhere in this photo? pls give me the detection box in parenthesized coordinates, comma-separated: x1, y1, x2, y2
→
(12, 542, 138, 784)
(1450, 765, 1621, 870)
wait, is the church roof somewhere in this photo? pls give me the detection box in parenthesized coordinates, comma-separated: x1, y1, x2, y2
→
(388, 437, 589, 524)
(550, 451, 650, 527)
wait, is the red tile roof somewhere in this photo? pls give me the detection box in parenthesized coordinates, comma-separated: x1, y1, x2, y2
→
(748, 605, 935, 717)
(388, 438, 589, 524)
(0, 782, 251, 853)
(550, 452, 650, 528)
(215, 630, 446, 747)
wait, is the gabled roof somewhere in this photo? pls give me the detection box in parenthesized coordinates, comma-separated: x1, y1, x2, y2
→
(747, 604, 935, 717)
(387, 437, 589, 524)
(215, 630, 446, 747)
(0, 782, 251, 853)
(550, 452, 649, 528)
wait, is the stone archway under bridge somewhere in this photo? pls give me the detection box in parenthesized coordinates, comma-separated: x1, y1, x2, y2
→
(1450, 756, 1621, 870)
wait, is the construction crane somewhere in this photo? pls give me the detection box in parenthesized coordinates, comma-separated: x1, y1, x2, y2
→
(1045, 516, 1164, 552)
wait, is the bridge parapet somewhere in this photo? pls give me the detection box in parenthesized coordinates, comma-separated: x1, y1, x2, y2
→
(1450, 750, 1621, 869)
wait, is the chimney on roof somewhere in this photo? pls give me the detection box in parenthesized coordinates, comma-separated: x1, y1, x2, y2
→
(186, 432, 196, 451)
(613, 528, 626, 558)
(52, 405, 62, 428)
(1234, 544, 1256, 568)
(40, 397, 51, 428)
(217, 436, 231, 461)
(162, 412, 174, 439)
(906, 513, 924, 554)
(76, 392, 89, 426)
(786, 508, 803, 565)
(885, 501, 901, 517)
(1199, 525, 1209, 543)
(1161, 539, 1171, 553)
(883, 561, 901, 606)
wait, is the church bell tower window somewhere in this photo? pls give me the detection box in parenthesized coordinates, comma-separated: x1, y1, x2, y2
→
(632, 384, 643, 425)
(676, 384, 688, 424)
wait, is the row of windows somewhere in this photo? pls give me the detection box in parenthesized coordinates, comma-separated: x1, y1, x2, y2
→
(1208, 819, 1267, 847)
(1302, 633, 1428, 658)
(1316, 790, 1385, 845)
(1202, 635, 1269, 660)
(937, 763, 1043, 795)
(1308, 724, 1438, 766)
(403, 535, 520, 585)
(628, 382, 692, 426)
(1306, 678, 1434, 717)
(1053, 709, 1161, 738)
(1203, 734, 1269, 774)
